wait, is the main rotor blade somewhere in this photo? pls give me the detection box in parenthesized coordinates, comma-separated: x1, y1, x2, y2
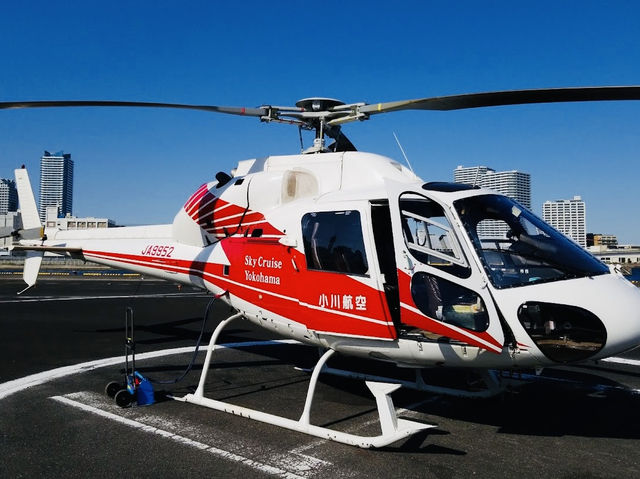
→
(360, 86, 640, 114)
(0, 100, 268, 117)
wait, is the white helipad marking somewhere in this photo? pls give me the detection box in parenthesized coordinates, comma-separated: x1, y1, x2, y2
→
(0, 339, 298, 400)
(274, 450, 333, 473)
(65, 390, 336, 476)
(51, 395, 305, 479)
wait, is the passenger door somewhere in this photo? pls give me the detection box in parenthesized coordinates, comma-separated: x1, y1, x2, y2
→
(297, 208, 397, 340)
(386, 182, 505, 353)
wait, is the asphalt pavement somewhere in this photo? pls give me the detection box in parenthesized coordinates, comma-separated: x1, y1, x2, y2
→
(2, 278, 640, 478)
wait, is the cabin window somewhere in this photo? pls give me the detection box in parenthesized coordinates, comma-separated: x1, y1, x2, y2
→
(301, 210, 368, 276)
(399, 193, 470, 278)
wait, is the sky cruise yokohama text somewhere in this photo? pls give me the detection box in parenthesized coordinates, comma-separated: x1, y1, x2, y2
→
(244, 270, 281, 285)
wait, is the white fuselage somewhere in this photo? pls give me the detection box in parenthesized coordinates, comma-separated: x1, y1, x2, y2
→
(28, 151, 640, 370)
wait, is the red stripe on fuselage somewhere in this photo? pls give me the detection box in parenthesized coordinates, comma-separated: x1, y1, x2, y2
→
(187, 190, 218, 217)
(184, 184, 209, 212)
(83, 246, 396, 340)
(201, 211, 265, 230)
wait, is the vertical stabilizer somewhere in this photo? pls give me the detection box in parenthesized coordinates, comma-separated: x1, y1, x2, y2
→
(15, 167, 42, 230)
(14, 168, 43, 293)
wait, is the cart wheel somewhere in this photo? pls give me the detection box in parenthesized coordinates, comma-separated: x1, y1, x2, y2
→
(115, 389, 133, 408)
(105, 381, 122, 398)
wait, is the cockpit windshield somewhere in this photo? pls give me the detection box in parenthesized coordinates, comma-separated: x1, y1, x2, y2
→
(454, 194, 609, 288)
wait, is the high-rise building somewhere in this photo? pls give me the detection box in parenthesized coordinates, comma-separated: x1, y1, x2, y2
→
(543, 196, 586, 248)
(480, 170, 531, 209)
(453, 166, 495, 187)
(0, 178, 18, 215)
(39, 150, 74, 222)
(454, 165, 531, 208)
(454, 165, 531, 238)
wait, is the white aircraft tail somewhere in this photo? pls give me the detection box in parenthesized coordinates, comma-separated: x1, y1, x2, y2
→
(15, 168, 42, 230)
(14, 167, 43, 293)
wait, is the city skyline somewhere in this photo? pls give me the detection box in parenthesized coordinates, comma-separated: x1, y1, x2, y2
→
(0, 151, 633, 246)
(453, 165, 605, 247)
(1, 3, 639, 242)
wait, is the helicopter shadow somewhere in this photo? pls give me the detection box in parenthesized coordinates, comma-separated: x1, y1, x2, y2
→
(225, 345, 640, 442)
(397, 370, 640, 441)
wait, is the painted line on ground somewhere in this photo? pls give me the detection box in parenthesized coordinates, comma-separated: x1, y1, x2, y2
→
(0, 339, 299, 400)
(601, 356, 640, 367)
(54, 389, 335, 476)
(52, 388, 336, 477)
(50, 395, 305, 479)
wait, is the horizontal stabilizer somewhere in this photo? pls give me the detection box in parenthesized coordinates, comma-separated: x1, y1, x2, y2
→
(12, 245, 84, 259)
(16, 227, 44, 241)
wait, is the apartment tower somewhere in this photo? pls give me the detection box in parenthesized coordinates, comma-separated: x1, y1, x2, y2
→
(39, 151, 73, 222)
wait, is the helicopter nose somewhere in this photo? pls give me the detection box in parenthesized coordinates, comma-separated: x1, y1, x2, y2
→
(515, 273, 640, 363)
(595, 274, 640, 359)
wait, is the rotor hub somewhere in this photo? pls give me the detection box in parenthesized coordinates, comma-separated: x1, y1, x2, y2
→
(295, 97, 345, 112)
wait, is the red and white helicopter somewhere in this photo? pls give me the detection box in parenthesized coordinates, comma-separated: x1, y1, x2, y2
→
(3, 87, 640, 447)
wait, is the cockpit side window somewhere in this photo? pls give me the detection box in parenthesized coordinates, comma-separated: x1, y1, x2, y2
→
(400, 193, 471, 278)
(301, 210, 369, 276)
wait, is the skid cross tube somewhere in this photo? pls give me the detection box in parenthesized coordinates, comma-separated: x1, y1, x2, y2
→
(178, 313, 434, 448)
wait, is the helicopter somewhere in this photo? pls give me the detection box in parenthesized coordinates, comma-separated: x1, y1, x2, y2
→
(3, 86, 640, 447)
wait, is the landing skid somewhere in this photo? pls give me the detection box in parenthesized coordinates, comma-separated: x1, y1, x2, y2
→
(178, 313, 434, 448)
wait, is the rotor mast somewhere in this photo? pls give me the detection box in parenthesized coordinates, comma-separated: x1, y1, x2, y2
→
(257, 98, 366, 153)
(294, 98, 347, 153)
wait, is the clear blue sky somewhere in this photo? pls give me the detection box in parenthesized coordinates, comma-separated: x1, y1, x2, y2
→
(1, 1, 639, 242)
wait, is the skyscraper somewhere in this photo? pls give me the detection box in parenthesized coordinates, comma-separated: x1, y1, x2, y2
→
(39, 150, 74, 222)
(454, 165, 531, 208)
(0, 178, 18, 215)
(543, 196, 586, 248)
(454, 165, 531, 238)
(453, 166, 494, 187)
